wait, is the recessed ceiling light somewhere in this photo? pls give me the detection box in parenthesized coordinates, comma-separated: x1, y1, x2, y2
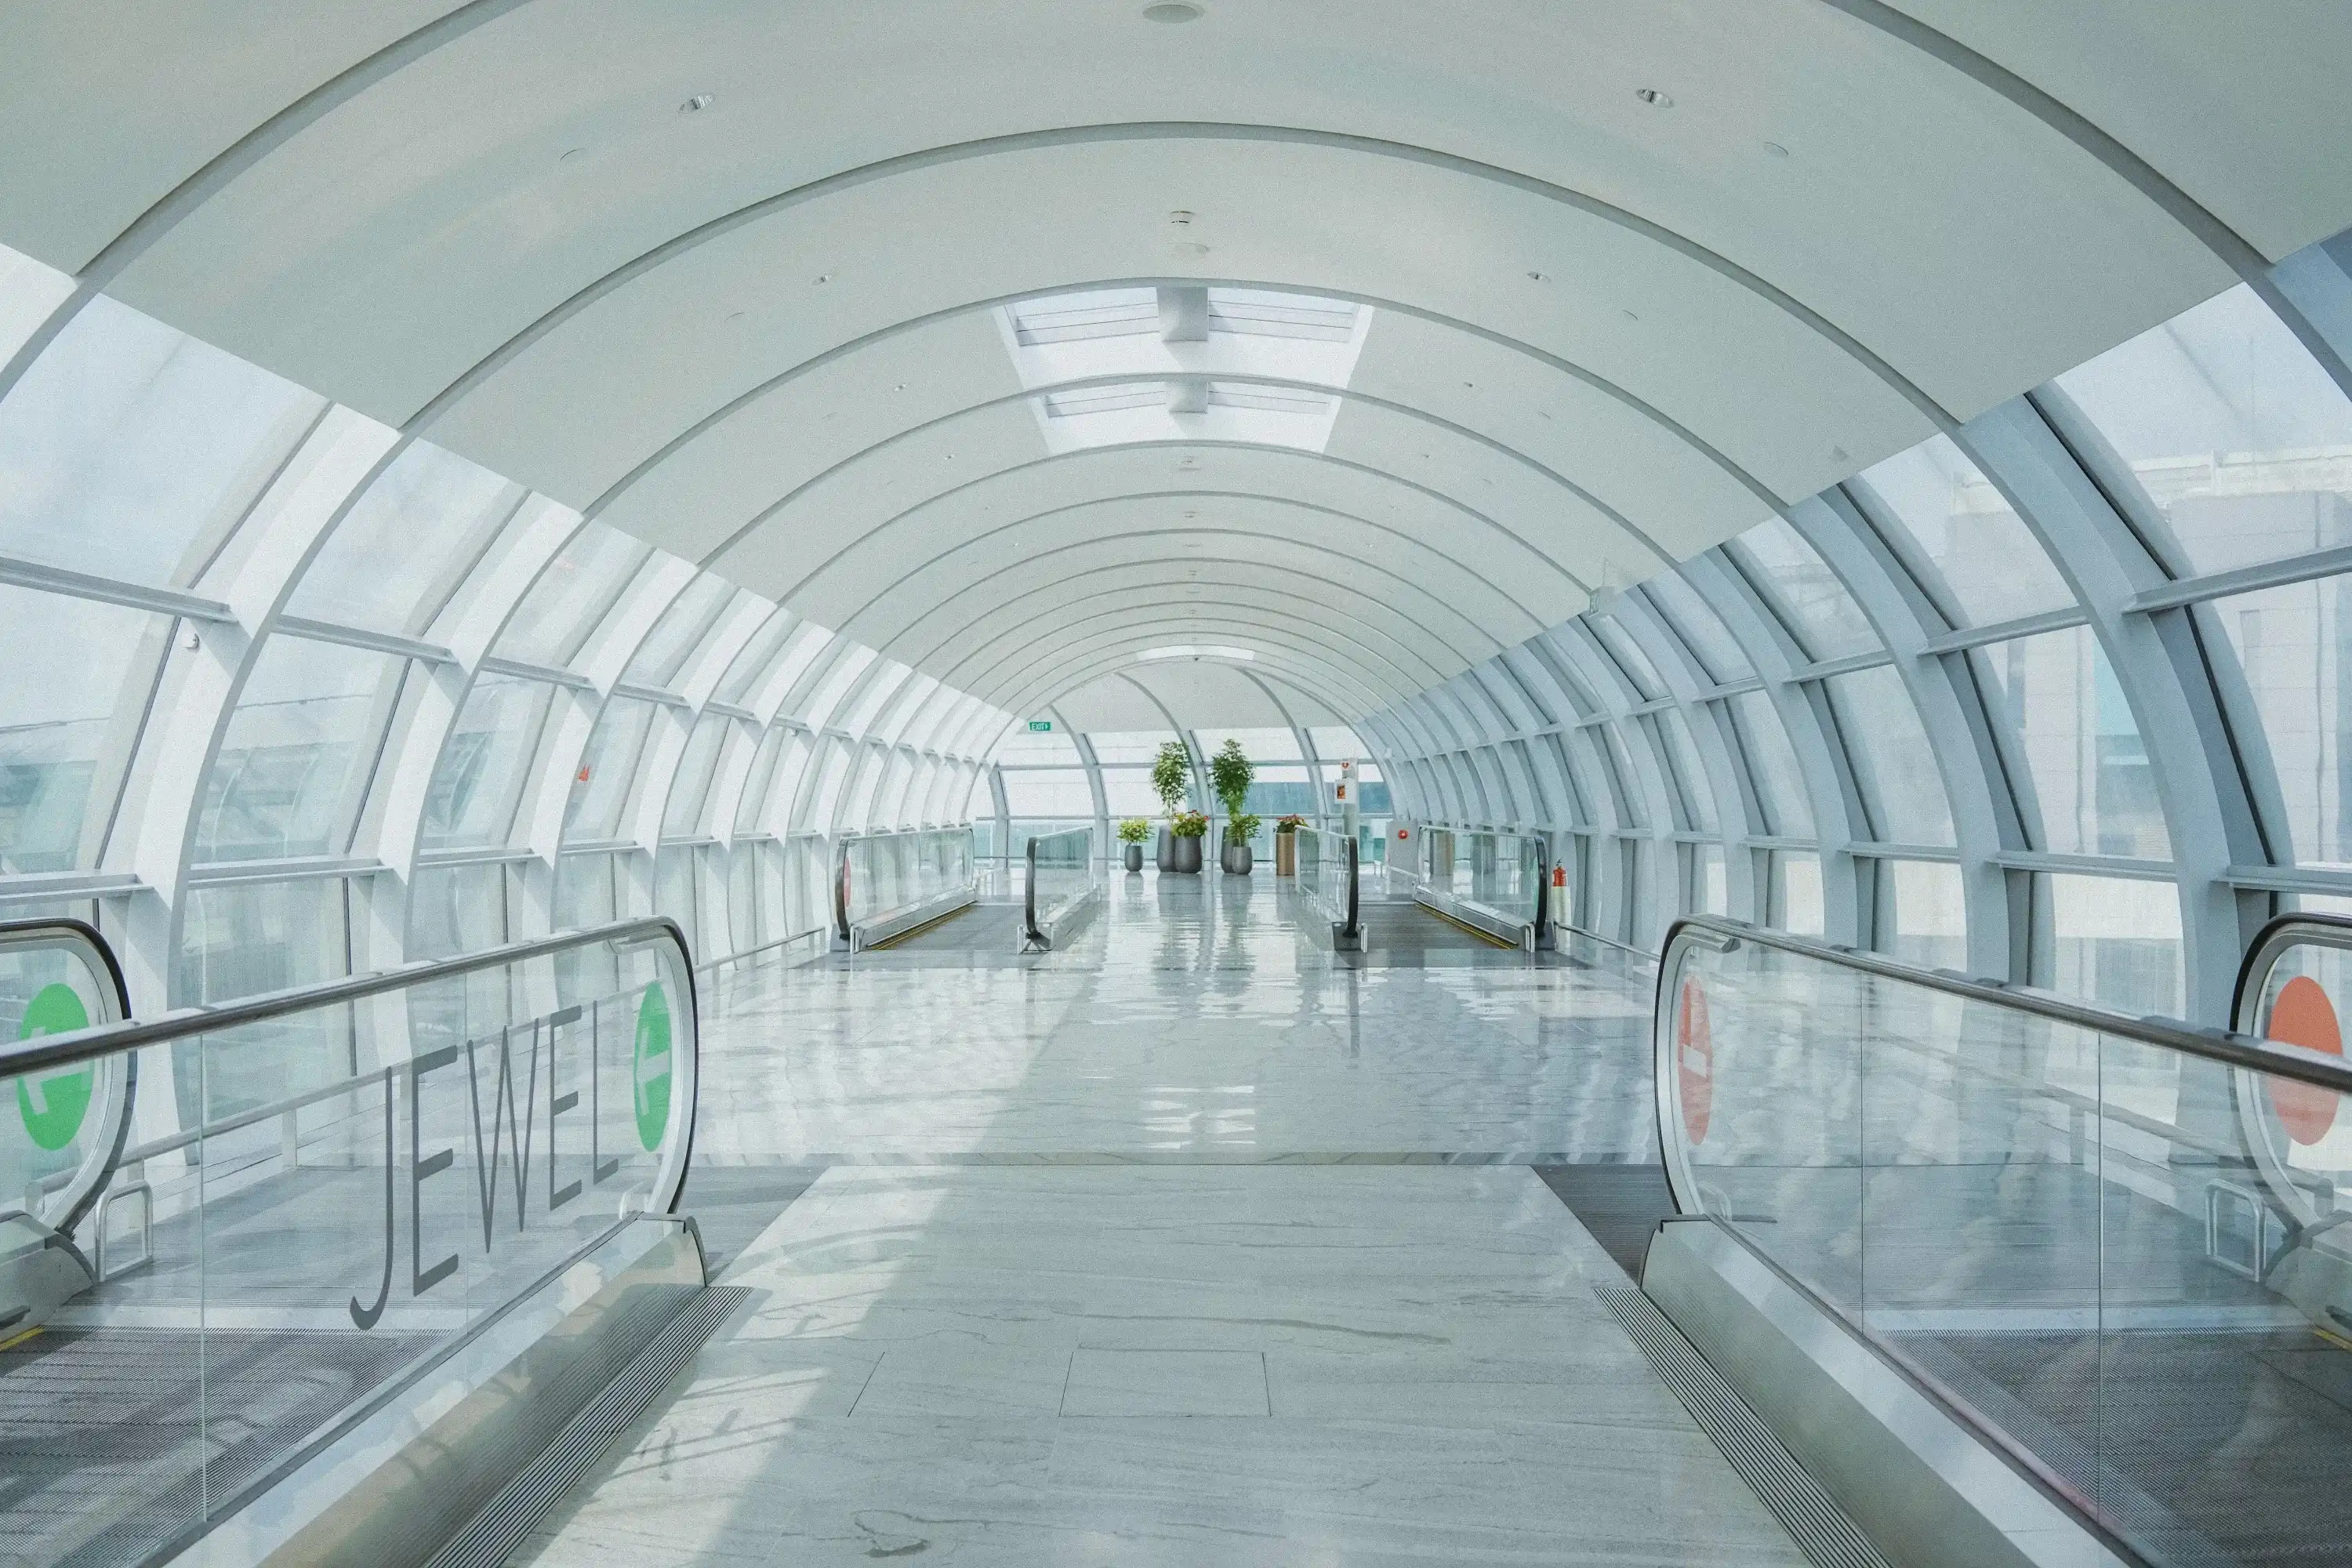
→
(813, 273, 833, 285)
(1762, 140, 1791, 159)
(891, 383, 907, 392)
(1143, 2, 1204, 21)
(679, 93, 714, 114)
(1635, 87, 1672, 107)
(1526, 270, 1548, 282)
(1167, 210, 1195, 227)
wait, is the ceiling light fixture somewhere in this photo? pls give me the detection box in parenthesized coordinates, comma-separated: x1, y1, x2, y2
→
(1143, 2, 1204, 21)
(1635, 87, 1672, 107)
(813, 273, 833, 285)
(1526, 270, 1548, 282)
(679, 93, 714, 114)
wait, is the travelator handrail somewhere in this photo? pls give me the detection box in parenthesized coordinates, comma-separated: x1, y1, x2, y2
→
(1651, 914, 2352, 1565)
(833, 824, 978, 945)
(1410, 822, 1552, 949)
(1, 916, 133, 1240)
(1293, 824, 1360, 948)
(1020, 826, 1093, 950)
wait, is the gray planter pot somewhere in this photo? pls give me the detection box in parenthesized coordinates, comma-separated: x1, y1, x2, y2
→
(1171, 833, 1203, 873)
(1223, 840, 1253, 875)
(1123, 843, 1144, 873)
(1156, 829, 1176, 871)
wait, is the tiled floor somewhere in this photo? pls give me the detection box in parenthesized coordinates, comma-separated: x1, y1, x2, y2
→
(511, 872, 1805, 1566)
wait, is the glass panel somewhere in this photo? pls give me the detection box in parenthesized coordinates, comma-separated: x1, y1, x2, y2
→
(733, 728, 791, 837)
(0, 295, 321, 586)
(0, 924, 126, 1236)
(1084, 731, 1178, 765)
(409, 860, 507, 960)
(1654, 710, 1719, 834)
(554, 851, 619, 932)
(1002, 768, 1094, 816)
(194, 637, 404, 862)
(422, 675, 554, 852)
(2056, 282, 2352, 578)
(564, 699, 655, 844)
(716, 612, 794, 705)
(1730, 691, 1813, 837)
(1773, 850, 1824, 935)
(993, 727, 1083, 766)
(1884, 860, 1966, 970)
(2045, 872, 2183, 1016)
(494, 524, 646, 667)
(1642, 572, 1753, 681)
(0, 585, 158, 873)
(1307, 726, 1367, 760)
(662, 715, 731, 838)
(1979, 626, 2169, 859)
(1735, 517, 1880, 660)
(1024, 826, 1094, 930)
(1421, 826, 1545, 930)
(622, 576, 734, 688)
(1099, 767, 1162, 815)
(1826, 666, 1955, 846)
(289, 440, 513, 635)
(1194, 727, 1303, 762)
(1587, 617, 1662, 699)
(840, 828, 978, 934)
(178, 876, 352, 1017)
(1858, 435, 2073, 627)
(2212, 575, 2352, 870)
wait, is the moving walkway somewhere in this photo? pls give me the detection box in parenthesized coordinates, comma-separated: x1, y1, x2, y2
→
(0, 916, 722, 1567)
(1624, 913, 2352, 1568)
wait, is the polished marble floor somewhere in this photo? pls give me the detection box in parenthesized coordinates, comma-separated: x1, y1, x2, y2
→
(513, 872, 1804, 1566)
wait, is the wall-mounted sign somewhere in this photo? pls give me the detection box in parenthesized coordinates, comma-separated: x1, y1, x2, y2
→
(1026, 720, 1054, 732)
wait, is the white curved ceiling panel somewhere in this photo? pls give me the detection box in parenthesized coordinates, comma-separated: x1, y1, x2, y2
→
(3, 2, 2347, 739)
(1880, 1, 2352, 260)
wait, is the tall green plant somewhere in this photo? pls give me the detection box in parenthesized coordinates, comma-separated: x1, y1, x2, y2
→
(1149, 741, 1192, 818)
(1210, 738, 1254, 821)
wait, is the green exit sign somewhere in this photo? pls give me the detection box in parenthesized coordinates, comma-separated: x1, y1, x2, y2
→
(1026, 720, 1053, 732)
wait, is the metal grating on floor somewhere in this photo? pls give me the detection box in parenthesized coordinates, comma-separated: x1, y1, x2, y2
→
(426, 1287, 752, 1568)
(1596, 1285, 1890, 1568)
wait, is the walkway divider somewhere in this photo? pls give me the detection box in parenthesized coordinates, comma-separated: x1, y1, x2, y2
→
(1017, 826, 1098, 953)
(834, 826, 979, 951)
(1410, 824, 1552, 950)
(1293, 824, 1363, 951)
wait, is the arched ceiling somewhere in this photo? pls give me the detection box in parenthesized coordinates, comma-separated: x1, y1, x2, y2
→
(6, 0, 2352, 733)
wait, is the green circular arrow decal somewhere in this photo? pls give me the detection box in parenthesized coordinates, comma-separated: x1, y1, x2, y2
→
(16, 982, 93, 1152)
(633, 983, 673, 1151)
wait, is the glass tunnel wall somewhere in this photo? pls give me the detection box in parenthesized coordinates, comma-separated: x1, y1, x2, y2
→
(0, 241, 1010, 1019)
(1363, 223, 2352, 1028)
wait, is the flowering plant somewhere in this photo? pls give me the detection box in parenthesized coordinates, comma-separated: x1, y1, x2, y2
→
(1117, 817, 1151, 844)
(1273, 814, 1306, 835)
(1170, 810, 1209, 838)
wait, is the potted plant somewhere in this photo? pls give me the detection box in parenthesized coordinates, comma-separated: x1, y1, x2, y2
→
(1169, 809, 1207, 873)
(1223, 813, 1261, 874)
(1149, 741, 1192, 871)
(1209, 739, 1255, 873)
(1273, 813, 1305, 877)
(1117, 816, 1150, 873)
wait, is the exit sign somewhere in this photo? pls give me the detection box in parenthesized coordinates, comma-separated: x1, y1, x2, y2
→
(1026, 720, 1053, 732)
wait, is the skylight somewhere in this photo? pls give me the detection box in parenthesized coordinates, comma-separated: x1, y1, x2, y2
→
(996, 284, 1372, 456)
(1139, 644, 1257, 662)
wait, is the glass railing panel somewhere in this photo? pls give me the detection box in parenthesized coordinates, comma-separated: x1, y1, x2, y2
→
(1421, 826, 1544, 930)
(1293, 825, 1358, 938)
(1663, 913, 2352, 1565)
(0, 917, 697, 1567)
(1025, 827, 1092, 934)
(840, 827, 976, 933)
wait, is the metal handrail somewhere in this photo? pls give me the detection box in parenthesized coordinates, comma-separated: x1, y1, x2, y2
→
(2232, 912, 2352, 1036)
(1657, 913, 2352, 1096)
(1021, 826, 1091, 948)
(835, 824, 978, 940)
(0, 916, 696, 1083)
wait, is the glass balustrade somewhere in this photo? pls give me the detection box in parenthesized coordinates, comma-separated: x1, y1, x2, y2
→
(1293, 825, 1359, 946)
(836, 826, 978, 946)
(1416, 825, 1549, 946)
(0, 917, 697, 1568)
(1021, 827, 1094, 949)
(1657, 913, 2352, 1566)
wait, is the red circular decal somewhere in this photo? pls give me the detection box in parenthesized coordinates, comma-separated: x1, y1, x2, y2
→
(1677, 977, 1712, 1145)
(2267, 975, 2343, 1146)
